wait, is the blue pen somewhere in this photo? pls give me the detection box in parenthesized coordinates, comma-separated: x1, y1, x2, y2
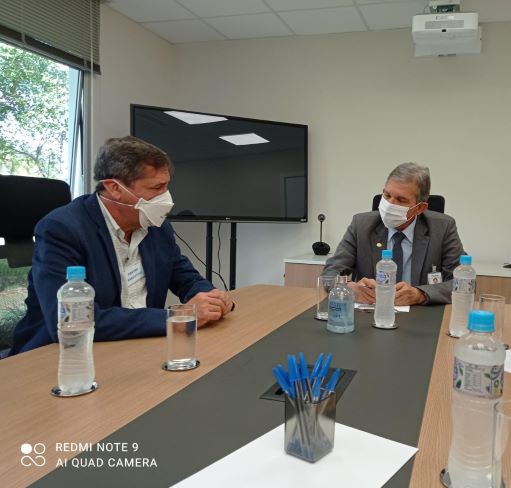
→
(298, 352, 312, 398)
(312, 377, 322, 402)
(272, 367, 294, 399)
(287, 355, 311, 447)
(310, 352, 324, 381)
(288, 354, 305, 401)
(275, 363, 290, 385)
(287, 355, 299, 382)
(319, 352, 333, 377)
(314, 352, 333, 389)
(321, 368, 341, 400)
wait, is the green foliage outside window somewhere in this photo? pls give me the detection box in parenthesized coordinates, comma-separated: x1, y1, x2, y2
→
(0, 259, 29, 349)
(0, 42, 72, 350)
(0, 42, 69, 179)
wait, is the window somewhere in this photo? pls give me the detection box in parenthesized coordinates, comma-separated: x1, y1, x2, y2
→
(0, 40, 85, 196)
(0, 0, 100, 197)
(0, 1, 99, 355)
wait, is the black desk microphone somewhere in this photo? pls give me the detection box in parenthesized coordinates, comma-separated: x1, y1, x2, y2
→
(312, 213, 330, 256)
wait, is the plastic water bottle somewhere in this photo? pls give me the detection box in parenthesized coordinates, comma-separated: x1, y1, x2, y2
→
(447, 310, 505, 488)
(449, 255, 476, 338)
(57, 266, 96, 395)
(374, 249, 397, 328)
(327, 275, 355, 333)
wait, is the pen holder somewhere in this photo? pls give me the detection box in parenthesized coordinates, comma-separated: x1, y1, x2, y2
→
(284, 392, 336, 463)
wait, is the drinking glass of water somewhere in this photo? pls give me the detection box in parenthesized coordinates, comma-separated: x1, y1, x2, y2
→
(479, 294, 507, 347)
(163, 304, 199, 371)
(316, 276, 336, 320)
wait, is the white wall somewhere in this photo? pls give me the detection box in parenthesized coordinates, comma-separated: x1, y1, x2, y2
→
(97, 8, 511, 290)
(166, 23, 511, 288)
(93, 6, 175, 157)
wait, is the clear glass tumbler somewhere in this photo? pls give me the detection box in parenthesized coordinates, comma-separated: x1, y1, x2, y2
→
(164, 304, 198, 371)
(479, 294, 506, 345)
(316, 276, 336, 321)
(492, 400, 511, 487)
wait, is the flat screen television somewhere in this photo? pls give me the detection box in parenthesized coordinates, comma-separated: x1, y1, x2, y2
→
(130, 105, 308, 222)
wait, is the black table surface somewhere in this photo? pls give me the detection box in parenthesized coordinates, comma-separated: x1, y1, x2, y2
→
(33, 304, 444, 488)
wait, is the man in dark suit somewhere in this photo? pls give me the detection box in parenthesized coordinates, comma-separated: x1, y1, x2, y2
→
(12, 136, 233, 354)
(322, 162, 465, 305)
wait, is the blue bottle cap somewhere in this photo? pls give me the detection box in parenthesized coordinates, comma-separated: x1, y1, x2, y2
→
(66, 266, 86, 280)
(460, 255, 472, 265)
(467, 310, 494, 332)
(382, 249, 393, 259)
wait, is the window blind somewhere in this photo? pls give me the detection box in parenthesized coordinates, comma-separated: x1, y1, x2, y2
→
(0, 0, 100, 73)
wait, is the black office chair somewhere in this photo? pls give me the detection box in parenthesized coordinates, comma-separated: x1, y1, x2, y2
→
(371, 194, 445, 214)
(0, 175, 71, 357)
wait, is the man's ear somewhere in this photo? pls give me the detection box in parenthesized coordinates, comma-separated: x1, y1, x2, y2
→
(417, 201, 428, 215)
(101, 179, 123, 200)
(407, 201, 428, 220)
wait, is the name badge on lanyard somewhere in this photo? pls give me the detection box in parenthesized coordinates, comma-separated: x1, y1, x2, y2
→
(126, 262, 145, 286)
(427, 265, 442, 285)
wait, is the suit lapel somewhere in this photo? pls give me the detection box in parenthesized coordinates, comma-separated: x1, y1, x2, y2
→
(139, 234, 156, 303)
(84, 195, 121, 297)
(411, 215, 429, 285)
(371, 221, 388, 272)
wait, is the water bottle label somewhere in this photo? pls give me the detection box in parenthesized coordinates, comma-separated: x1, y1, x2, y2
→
(453, 277, 476, 293)
(376, 270, 392, 284)
(59, 301, 93, 324)
(328, 301, 349, 323)
(453, 358, 504, 399)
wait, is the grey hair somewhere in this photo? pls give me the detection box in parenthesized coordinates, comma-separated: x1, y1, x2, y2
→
(386, 162, 431, 203)
(94, 136, 174, 192)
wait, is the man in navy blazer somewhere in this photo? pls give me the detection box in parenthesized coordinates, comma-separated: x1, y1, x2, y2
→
(12, 137, 232, 354)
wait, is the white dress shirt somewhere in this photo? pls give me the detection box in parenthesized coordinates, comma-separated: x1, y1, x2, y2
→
(97, 194, 148, 308)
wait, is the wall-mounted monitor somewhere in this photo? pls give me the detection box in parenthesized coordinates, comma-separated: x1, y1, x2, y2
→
(131, 105, 308, 223)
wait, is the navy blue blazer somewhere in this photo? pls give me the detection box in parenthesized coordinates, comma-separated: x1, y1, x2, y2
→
(11, 194, 214, 354)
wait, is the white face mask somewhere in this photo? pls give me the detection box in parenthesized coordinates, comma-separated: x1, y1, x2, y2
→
(135, 189, 174, 228)
(101, 180, 174, 228)
(378, 196, 419, 229)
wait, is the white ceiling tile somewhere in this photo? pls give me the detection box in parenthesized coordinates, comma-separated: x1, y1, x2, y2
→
(177, 0, 270, 17)
(279, 7, 367, 35)
(109, 0, 511, 44)
(359, 1, 426, 30)
(463, 0, 511, 23)
(355, 0, 411, 5)
(142, 19, 226, 43)
(266, 0, 354, 11)
(107, 0, 194, 22)
(205, 13, 293, 39)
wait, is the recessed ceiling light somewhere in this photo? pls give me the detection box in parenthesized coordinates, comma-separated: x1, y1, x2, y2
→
(165, 111, 227, 125)
(219, 133, 269, 145)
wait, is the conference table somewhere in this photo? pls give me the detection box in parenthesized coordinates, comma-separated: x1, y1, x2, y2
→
(0, 285, 509, 488)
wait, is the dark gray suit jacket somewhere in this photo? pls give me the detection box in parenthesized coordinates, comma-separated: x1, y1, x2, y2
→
(322, 210, 466, 305)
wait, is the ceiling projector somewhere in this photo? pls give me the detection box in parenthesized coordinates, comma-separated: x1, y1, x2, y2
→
(412, 0, 482, 57)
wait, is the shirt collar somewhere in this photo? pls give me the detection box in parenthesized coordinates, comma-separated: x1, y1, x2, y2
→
(97, 193, 122, 234)
(388, 215, 418, 243)
(97, 193, 148, 243)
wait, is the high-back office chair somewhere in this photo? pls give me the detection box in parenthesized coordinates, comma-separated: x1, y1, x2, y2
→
(371, 194, 445, 213)
(0, 175, 71, 357)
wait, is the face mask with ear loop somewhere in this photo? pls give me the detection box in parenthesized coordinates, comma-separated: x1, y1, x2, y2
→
(378, 196, 421, 229)
(99, 180, 174, 228)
